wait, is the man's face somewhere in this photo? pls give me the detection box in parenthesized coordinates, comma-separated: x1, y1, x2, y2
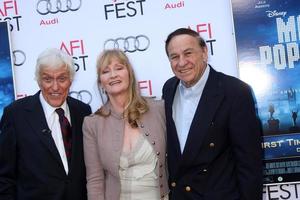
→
(167, 34, 208, 87)
(39, 65, 72, 107)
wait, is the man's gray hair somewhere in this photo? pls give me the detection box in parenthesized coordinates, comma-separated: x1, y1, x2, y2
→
(35, 48, 75, 83)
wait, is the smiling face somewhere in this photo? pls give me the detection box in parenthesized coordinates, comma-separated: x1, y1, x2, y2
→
(167, 34, 208, 87)
(38, 64, 72, 107)
(99, 57, 130, 99)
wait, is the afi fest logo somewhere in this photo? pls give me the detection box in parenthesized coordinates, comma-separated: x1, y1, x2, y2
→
(36, 0, 82, 15)
(138, 80, 153, 97)
(103, 35, 150, 53)
(0, 0, 22, 31)
(60, 39, 88, 72)
(104, 0, 146, 20)
(188, 23, 216, 56)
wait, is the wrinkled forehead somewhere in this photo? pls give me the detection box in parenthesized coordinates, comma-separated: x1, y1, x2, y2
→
(40, 63, 69, 75)
(168, 35, 201, 53)
(101, 55, 125, 68)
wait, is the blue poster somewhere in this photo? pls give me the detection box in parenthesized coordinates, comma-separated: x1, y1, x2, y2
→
(232, 0, 300, 184)
(0, 21, 15, 118)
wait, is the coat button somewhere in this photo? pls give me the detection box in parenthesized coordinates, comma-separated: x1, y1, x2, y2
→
(203, 169, 207, 172)
(140, 124, 144, 128)
(156, 152, 160, 155)
(185, 186, 191, 192)
(159, 174, 163, 178)
(209, 143, 215, 147)
(171, 182, 176, 187)
(145, 132, 149, 136)
(152, 141, 155, 145)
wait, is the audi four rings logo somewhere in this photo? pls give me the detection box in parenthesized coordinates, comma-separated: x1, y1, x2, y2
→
(36, 0, 82, 15)
(103, 35, 150, 53)
(13, 50, 26, 66)
(69, 90, 92, 105)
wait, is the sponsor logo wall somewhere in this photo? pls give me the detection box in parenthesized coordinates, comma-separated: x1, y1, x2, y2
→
(0, 0, 237, 111)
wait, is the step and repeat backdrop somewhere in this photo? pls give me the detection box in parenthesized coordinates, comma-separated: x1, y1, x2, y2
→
(1, 0, 299, 199)
(1, 0, 237, 111)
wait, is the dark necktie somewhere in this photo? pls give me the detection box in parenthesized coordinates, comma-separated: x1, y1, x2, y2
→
(55, 108, 72, 163)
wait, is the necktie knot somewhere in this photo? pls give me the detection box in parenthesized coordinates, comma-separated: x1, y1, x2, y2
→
(55, 108, 65, 117)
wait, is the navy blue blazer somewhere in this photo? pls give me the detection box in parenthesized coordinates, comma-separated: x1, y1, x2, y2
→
(0, 91, 91, 200)
(162, 67, 263, 200)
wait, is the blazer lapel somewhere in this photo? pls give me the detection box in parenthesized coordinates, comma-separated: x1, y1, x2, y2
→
(25, 92, 64, 168)
(181, 68, 224, 165)
(67, 98, 80, 174)
(164, 78, 182, 161)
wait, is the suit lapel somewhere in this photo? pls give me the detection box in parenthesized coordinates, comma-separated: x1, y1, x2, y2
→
(181, 68, 224, 165)
(25, 92, 64, 169)
(164, 78, 182, 162)
(67, 98, 79, 174)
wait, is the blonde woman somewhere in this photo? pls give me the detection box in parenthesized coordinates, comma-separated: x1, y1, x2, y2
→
(83, 49, 169, 200)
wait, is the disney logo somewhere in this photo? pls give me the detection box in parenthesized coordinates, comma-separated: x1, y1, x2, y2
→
(266, 10, 287, 18)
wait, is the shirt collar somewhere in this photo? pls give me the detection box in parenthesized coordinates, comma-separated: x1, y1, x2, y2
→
(179, 64, 210, 95)
(39, 92, 68, 118)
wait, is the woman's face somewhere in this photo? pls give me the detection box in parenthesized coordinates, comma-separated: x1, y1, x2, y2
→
(99, 57, 130, 98)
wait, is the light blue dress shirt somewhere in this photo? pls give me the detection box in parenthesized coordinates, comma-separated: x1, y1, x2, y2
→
(172, 66, 210, 153)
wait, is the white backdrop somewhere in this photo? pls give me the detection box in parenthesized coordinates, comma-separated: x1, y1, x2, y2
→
(1, 0, 297, 199)
(3, 0, 237, 111)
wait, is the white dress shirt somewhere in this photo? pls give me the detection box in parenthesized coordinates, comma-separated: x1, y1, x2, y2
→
(172, 66, 210, 153)
(39, 93, 71, 174)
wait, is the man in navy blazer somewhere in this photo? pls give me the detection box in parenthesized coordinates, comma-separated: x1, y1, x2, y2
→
(0, 48, 91, 200)
(162, 28, 263, 200)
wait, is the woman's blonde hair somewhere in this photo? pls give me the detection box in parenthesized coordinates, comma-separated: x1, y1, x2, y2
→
(95, 49, 148, 128)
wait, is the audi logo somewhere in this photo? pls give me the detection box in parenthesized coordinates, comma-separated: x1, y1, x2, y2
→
(69, 90, 92, 105)
(13, 50, 26, 66)
(36, 0, 82, 15)
(103, 35, 150, 53)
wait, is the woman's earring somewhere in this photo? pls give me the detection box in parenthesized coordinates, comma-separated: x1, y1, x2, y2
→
(101, 87, 106, 94)
(99, 86, 108, 104)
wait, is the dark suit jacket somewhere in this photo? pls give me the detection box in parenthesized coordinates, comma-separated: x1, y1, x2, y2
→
(0, 91, 91, 200)
(162, 67, 263, 200)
